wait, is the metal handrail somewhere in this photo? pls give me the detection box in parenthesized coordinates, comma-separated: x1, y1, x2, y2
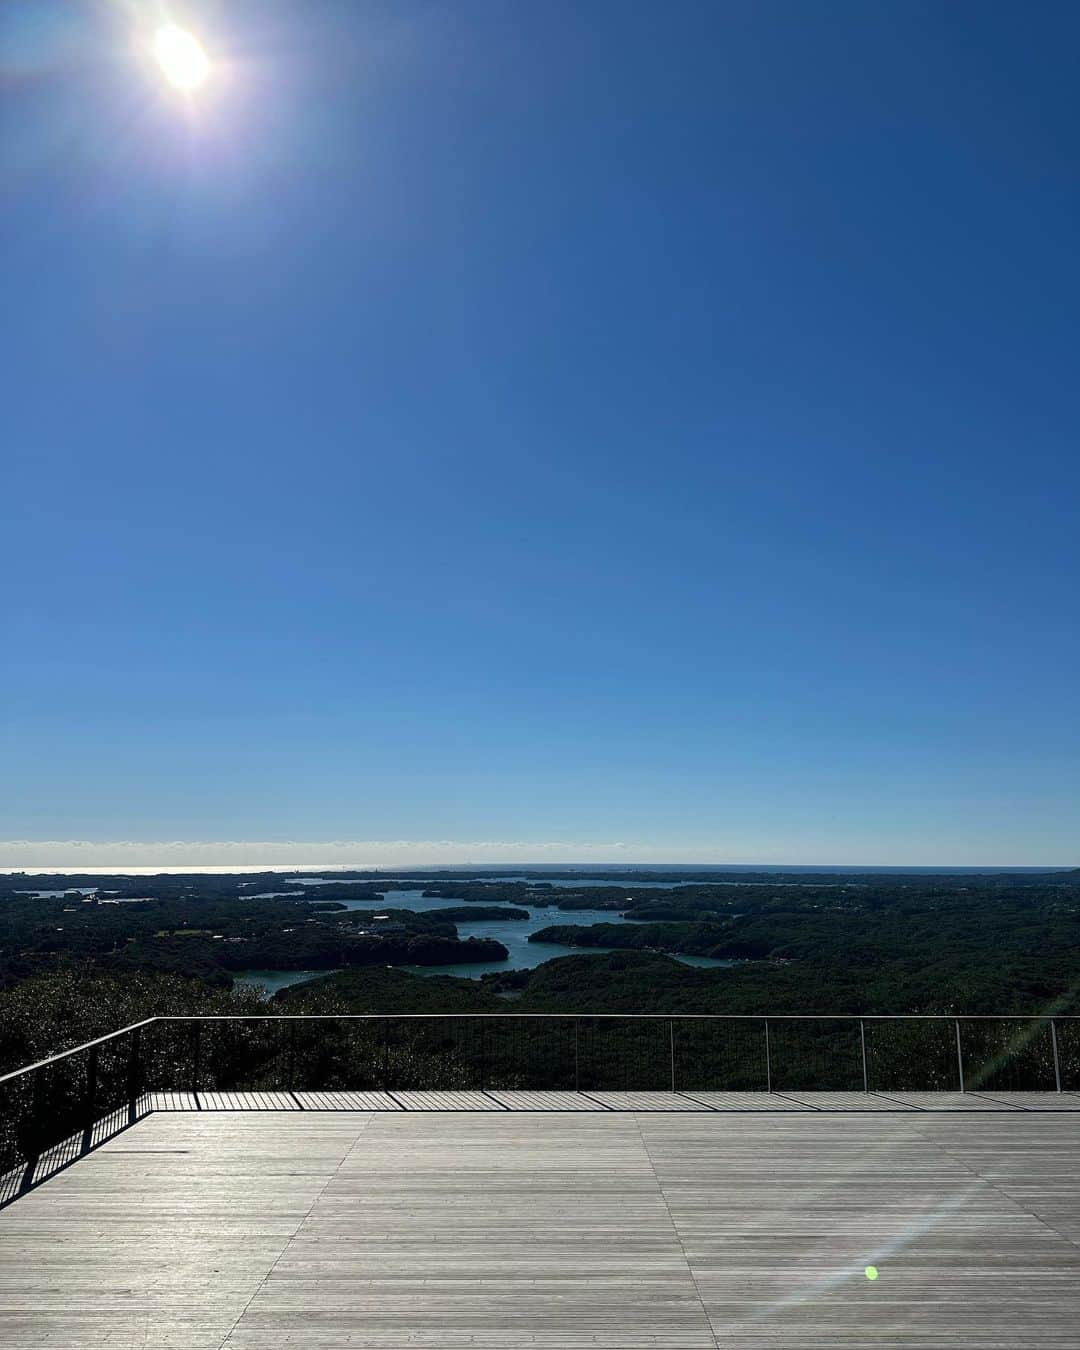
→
(1, 1011, 1074, 1084)
(0, 1018, 157, 1087)
(2, 1015, 1069, 1085)
(140, 1012, 1080, 1020)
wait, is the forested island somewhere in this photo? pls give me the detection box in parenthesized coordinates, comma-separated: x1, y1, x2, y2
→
(0, 888, 511, 987)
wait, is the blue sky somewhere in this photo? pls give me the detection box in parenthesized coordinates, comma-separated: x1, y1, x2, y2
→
(2, 1, 1078, 867)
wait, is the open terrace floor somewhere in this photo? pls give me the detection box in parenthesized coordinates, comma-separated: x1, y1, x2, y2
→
(2, 1093, 1079, 1349)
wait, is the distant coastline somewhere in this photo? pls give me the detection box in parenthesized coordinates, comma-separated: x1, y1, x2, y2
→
(0, 862, 1070, 876)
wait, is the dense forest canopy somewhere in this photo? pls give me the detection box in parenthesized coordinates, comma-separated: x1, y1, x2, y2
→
(1, 867, 1078, 1072)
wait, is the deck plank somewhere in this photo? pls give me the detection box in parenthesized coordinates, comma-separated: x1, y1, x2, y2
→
(583, 1091, 706, 1111)
(780, 1091, 921, 1111)
(880, 1092, 1023, 1111)
(487, 1090, 610, 1111)
(679, 1090, 810, 1111)
(389, 1090, 506, 1111)
(293, 1090, 403, 1111)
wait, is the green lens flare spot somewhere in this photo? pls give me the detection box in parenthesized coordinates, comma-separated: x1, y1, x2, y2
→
(864, 1265, 879, 1281)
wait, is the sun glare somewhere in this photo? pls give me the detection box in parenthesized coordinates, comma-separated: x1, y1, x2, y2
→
(152, 24, 211, 91)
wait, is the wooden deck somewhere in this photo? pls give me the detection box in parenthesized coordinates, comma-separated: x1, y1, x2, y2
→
(1, 1098, 1078, 1348)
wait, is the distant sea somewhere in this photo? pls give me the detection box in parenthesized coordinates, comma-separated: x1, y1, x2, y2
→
(0, 863, 1068, 876)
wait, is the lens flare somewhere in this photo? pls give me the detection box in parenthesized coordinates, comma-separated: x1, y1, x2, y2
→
(152, 24, 210, 91)
(864, 1265, 879, 1281)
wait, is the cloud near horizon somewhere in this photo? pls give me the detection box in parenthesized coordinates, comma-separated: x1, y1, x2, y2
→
(0, 838, 659, 872)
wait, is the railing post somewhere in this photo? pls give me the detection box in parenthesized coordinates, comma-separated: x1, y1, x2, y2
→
(859, 1019, 869, 1093)
(574, 1018, 580, 1093)
(954, 1018, 965, 1093)
(764, 1018, 772, 1093)
(1051, 1019, 1062, 1093)
(478, 1019, 485, 1092)
(82, 1045, 98, 1148)
(126, 1027, 141, 1124)
(669, 1018, 676, 1093)
(191, 1021, 202, 1097)
(382, 1017, 390, 1090)
(19, 1068, 43, 1194)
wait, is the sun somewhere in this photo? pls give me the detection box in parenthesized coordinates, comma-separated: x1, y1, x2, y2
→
(152, 24, 211, 92)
